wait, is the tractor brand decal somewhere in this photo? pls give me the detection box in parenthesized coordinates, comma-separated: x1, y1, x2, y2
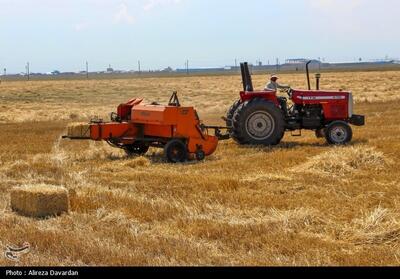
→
(298, 96, 346, 100)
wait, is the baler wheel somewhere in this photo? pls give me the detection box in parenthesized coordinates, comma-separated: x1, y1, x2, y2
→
(232, 98, 285, 145)
(325, 121, 353, 145)
(164, 139, 188, 163)
(195, 150, 206, 161)
(124, 142, 149, 156)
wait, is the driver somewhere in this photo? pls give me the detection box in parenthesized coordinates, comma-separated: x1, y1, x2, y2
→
(265, 74, 290, 91)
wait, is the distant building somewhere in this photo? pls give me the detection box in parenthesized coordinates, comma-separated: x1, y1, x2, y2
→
(285, 58, 320, 65)
(106, 65, 114, 73)
(176, 67, 225, 73)
(162, 67, 173, 72)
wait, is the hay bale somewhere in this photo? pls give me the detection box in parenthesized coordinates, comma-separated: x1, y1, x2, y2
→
(10, 185, 69, 218)
(67, 123, 91, 139)
(291, 146, 388, 177)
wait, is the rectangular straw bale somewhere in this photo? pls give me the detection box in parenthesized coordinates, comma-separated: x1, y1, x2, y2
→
(10, 185, 69, 218)
(67, 123, 91, 139)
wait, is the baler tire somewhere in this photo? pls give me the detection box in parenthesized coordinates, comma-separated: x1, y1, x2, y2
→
(325, 121, 353, 145)
(164, 139, 188, 163)
(124, 142, 149, 156)
(195, 150, 206, 161)
(232, 98, 285, 146)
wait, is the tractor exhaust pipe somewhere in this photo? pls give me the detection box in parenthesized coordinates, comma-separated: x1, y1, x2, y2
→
(240, 62, 254, 92)
(306, 60, 312, 90)
(315, 73, 321, 90)
(240, 63, 246, 91)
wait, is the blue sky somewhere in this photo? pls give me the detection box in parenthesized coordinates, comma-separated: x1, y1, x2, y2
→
(0, 0, 399, 73)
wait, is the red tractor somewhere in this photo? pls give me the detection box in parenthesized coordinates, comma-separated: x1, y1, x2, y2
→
(226, 62, 365, 145)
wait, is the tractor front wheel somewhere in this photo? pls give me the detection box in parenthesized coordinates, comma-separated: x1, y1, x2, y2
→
(164, 139, 188, 163)
(325, 121, 353, 145)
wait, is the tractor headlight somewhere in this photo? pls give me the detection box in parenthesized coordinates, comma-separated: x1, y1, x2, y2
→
(348, 92, 354, 118)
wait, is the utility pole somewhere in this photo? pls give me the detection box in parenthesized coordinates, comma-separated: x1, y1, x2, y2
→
(276, 58, 279, 72)
(186, 60, 189, 75)
(235, 58, 237, 68)
(138, 60, 141, 75)
(26, 62, 30, 81)
(86, 61, 89, 79)
(1, 68, 5, 84)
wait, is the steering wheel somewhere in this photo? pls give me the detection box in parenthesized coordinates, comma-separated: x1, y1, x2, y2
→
(280, 87, 293, 98)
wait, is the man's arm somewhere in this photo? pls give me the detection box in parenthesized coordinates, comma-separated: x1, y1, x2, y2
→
(276, 83, 290, 89)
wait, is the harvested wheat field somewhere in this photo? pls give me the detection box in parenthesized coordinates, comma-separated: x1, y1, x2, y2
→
(1, 71, 400, 266)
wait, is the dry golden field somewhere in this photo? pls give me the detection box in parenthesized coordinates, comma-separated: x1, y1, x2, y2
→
(1, 70, 400, 266)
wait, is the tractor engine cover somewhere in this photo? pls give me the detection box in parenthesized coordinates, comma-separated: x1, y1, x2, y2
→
(291, 90, 351, 120)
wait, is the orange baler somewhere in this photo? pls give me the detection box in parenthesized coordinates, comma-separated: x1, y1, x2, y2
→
(64, 92, 227, 163)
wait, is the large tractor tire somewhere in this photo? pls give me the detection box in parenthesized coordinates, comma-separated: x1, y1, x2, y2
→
(226, 100, 241, 125)
(325, 121, 353, 145)
(225, 100, 241, 143)
(232, 98, 285, 145)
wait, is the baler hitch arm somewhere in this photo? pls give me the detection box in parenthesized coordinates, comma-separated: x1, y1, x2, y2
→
(201, 125, 230, 140)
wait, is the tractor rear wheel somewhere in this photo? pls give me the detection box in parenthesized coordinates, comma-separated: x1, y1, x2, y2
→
(325, 121, 353, 145)
(164, 139, 188, 163)
(226, 100, 241, 125)
(124, 142, 149, 156)
(226, 100, 242, 143)
(232, 98, 285, 145)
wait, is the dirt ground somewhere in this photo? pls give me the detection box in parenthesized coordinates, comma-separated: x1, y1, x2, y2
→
(1, 71, 400, 266)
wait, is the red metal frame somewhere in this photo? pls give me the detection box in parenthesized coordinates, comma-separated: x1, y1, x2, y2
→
(239, 90, 279, 106)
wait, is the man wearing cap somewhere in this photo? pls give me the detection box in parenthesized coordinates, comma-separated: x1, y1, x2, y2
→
(265, 75, 290, 91)
(265, 74, 291, 115)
